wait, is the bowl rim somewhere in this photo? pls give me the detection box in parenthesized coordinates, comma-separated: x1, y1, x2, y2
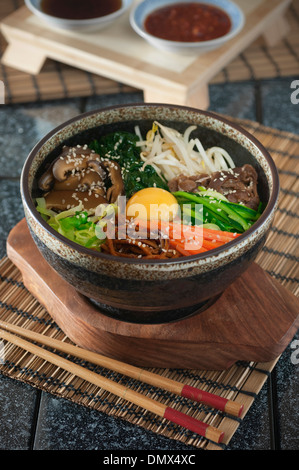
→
(130, 0, 245, 49)
(25, 0, 133, 26)
(21, 102, 280, 265)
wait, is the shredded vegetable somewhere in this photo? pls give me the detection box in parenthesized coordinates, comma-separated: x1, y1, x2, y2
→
(136, 121, 235, 180)
(36, 198, 117, 251)
(134, 218, 240, 256)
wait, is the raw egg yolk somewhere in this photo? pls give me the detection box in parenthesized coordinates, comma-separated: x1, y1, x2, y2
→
(126, 187, 179, 222)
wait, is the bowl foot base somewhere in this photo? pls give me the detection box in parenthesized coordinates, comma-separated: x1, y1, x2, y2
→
(87, 294, 221, 324)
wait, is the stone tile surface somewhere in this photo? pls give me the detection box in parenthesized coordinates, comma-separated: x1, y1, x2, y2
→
(0, 374, 38, 450)
(0, 100, 82, 178)
(33, 393, 193, 451)
(261, 78, 299, 134)
(0, 179, 24, 257)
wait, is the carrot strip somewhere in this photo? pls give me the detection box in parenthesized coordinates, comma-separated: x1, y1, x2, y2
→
(202, 239, 224, 250)
(169, 239, 207, 255)
(131, 218, 239, 257)
(134, 218, 239, 240)
(173, 244, 194, 257)
(202, 227, 240, 241)
(134, 218, 202, 239)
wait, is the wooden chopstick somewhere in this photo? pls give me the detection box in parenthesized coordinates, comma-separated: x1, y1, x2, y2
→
(0, 320, 243, 417)
(0, 327, 224, 444)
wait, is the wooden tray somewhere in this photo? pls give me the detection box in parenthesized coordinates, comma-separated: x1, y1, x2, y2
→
(6, 218, 299, 370)
(0, 0, 291, 109)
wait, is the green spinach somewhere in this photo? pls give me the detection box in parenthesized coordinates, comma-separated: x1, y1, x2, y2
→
(89, 131, 168, 198)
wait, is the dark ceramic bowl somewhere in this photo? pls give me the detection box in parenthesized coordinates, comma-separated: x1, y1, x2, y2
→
(21, 103, 279, 324)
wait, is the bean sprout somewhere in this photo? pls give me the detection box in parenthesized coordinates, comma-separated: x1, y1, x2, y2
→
(135, 121, 235, 180)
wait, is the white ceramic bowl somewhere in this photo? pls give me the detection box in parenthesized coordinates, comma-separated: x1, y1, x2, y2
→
(25, 0, 133, 32)
(130, 0, 245, 55)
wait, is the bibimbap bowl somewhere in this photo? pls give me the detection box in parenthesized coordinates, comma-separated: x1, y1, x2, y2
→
(20, 104, 279, 324)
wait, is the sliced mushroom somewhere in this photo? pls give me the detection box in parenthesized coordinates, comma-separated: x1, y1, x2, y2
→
(52, 156, 86, 182)
(38, 146, 86, 189)
(59, 145, 98, 159)
(88, 160, 107, 179)
(101, 160, 125, 203)
(44, 190, 107, 211)
(37, 145, 125, 211)
(51, 146, 101, 182)
(79, 169, 106, 197)
(38, 163, 55, 191)
(53, 174, 82, 191)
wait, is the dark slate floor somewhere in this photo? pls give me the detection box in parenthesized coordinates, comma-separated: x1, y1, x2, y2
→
(0, 77, 298, 450)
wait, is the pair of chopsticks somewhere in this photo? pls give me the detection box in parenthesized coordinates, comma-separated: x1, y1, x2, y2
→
(0, 320, 243, 443)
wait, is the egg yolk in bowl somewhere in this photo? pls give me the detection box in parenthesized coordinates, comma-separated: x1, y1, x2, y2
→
(126, 187, 179, 222)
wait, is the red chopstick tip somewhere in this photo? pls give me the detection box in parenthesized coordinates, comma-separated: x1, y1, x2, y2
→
(163, 407, 224, 443)
(181, 384, 244, 418)
(181, 384, 227, 412)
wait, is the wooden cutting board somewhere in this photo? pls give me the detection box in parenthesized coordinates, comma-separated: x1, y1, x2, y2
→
(6, 218, 299, 370)
(0, 0, 291, 109)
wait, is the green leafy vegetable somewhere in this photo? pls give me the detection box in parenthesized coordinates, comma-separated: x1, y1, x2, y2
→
(173, 190, 263, 233)
(35, 199, 117, 251)
(89, 131, 168, 198)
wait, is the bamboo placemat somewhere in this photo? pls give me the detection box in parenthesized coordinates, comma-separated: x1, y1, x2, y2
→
(0, 0, 299, 105)
(0, 119, 298, 450)
(213, 0, 299, 84)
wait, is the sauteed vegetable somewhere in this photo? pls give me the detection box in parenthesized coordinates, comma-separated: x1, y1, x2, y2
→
(36, 122, 264, 258)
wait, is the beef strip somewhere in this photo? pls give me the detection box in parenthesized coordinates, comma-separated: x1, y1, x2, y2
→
(168, 164, 260, 210)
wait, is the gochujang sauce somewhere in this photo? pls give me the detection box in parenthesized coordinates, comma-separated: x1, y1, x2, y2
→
(144, 2, 231, 42)
(40, 0, 122, 20)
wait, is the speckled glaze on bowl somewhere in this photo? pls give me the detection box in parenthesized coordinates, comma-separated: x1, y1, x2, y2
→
(20, 103, 279, 323)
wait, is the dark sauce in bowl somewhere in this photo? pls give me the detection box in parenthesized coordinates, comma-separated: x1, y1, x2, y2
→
(40, 0, 122, 20)
(144, 2, 231, 42)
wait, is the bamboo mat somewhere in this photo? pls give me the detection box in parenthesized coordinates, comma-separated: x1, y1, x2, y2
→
(0, 0, 299, 104)
(0, 118, 298, 450)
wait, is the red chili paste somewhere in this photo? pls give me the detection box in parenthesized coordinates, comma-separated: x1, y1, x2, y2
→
(144, 2, 231, 42)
